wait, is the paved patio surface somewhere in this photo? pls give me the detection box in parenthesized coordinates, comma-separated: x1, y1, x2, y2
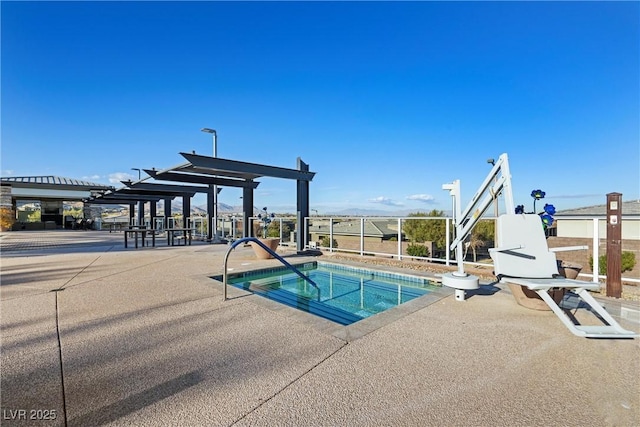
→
(1, 230, 639, 426)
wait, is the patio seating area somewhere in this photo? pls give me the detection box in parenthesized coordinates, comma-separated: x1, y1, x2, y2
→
(1, 230, 639, 426)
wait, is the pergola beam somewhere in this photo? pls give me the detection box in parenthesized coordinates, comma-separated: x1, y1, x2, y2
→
(144, 169, 259, 189)
(85, 197, 165, 204)
(180, 153, 316, 182)
(120, 181, 205, 194)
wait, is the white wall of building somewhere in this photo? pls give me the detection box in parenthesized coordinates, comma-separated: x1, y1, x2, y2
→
(557, 218, 640, 240)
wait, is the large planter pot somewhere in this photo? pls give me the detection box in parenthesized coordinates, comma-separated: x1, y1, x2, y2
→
(250, 238, 280, 259)
(507, 283, 564, 311)
(557, 261, 582, 280)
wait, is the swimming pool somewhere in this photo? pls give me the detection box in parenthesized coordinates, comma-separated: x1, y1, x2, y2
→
(227, 262, 439, 325)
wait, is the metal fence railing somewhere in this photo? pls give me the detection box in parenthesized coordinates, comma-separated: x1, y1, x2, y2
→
(131, 213, 638, 284)
(302, 215, 640, 285)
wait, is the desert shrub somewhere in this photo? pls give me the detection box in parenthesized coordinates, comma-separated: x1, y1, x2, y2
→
(589, 252, 636, 275)
(473, 219, 495, 242)
(318, 236, 337, 248)
(403, 210, 447, 252)
(320, 236, 338, 249)
(266, 220, 291, 238)
(406, 243, 430, 258)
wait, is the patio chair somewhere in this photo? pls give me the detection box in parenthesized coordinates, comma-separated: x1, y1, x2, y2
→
(73, 218, 84, 230)
(489, 214, 637, 338)
(171, 230, 186, 245)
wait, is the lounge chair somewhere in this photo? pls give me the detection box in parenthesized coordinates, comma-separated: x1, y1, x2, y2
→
(489, 214, 637, 338)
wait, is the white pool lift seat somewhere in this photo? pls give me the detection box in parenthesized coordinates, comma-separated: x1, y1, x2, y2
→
(489, 214, 637, 339)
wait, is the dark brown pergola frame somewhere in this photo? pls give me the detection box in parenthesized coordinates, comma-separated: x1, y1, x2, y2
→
(88, 153, 315, 252)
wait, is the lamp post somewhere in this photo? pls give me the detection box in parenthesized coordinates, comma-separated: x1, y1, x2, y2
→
(201, 128, 218, 242)
(131, 168, 141, 180)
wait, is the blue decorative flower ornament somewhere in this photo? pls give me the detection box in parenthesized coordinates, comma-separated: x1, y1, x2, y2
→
(531, 189, 546, 199)
(257, 207, 275, 238)
(515, 189, 556, 233)
(543, 203, 556, 216)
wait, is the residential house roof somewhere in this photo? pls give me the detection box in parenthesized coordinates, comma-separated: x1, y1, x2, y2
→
(555, 200, 640, 216)
(309, 219, 400, 237)
(1, 176, 113, 190)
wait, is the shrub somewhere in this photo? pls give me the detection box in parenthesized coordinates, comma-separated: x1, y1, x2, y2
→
(319, 236, 337, 248)
(473, 219, 495, 242)
(403, 210, 447, 252)
(266, 220, 290, 238)
(589, 252, 637, 275)
(0, 207, 15, 231)
(407, 243, 430, 258)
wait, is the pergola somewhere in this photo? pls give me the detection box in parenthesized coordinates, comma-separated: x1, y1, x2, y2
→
(87, 153, 315, 251)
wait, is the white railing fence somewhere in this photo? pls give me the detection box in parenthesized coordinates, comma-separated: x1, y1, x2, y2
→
(152, 213, 638, 284)
(303, 216, 640, 285)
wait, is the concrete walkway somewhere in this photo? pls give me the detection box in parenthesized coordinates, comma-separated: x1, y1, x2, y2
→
(1, 231, 639, 426)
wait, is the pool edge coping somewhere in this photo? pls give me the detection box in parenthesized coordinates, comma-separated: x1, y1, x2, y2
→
(211, 257, 455, 342)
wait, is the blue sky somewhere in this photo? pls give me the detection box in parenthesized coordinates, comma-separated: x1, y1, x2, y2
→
(2, 1, 639, 214)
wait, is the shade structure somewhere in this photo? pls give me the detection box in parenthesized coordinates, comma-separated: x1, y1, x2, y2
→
(87, 153, 315, 251)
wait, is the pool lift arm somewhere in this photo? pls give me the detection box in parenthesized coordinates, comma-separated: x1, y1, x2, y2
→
(441, 153, 515, 301)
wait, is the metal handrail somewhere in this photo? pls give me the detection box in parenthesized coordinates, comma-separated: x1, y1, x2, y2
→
(222, 237, 320, 301)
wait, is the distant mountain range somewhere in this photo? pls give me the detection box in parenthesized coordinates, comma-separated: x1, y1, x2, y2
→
(70, 201, 446, 217)
(325, 208, 450, 217)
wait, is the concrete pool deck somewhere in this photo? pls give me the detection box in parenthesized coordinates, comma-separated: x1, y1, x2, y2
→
(1, 230, 639, 426)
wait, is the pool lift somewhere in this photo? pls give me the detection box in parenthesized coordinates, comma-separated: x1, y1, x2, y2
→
(441, 153, 515, 301)
(442, 153, 637, 338)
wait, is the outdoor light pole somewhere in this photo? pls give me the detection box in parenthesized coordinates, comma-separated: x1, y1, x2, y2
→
(131, 168, 141, 180)
(201, 128, 219, 242)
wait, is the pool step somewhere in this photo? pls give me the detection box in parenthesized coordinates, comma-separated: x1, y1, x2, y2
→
(248, 286, 363, 325)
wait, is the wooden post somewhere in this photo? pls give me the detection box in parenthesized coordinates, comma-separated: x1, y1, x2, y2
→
(605, 192, 622, 298)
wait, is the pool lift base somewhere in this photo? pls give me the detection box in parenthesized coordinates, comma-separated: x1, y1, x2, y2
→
(442, 272, 479, 301)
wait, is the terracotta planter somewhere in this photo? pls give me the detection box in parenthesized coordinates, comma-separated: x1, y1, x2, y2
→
(507, 283, 564, 311)
(557, 261, 582, 280)
(250, 238, 280, 259)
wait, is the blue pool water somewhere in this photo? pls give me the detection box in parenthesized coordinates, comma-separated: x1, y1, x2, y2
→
(227, 262, 438, 325)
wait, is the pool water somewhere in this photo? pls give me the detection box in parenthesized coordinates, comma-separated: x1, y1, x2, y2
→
(228, 262, 438, 325)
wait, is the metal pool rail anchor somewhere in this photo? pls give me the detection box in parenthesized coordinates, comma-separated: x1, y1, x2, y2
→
(222, 237, 320, 301)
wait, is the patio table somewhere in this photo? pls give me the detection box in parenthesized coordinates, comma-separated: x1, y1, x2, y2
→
(124, 226, 156, 248)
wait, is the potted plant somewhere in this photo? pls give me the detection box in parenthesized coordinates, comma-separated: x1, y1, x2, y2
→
(250, 207, 280, 259)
